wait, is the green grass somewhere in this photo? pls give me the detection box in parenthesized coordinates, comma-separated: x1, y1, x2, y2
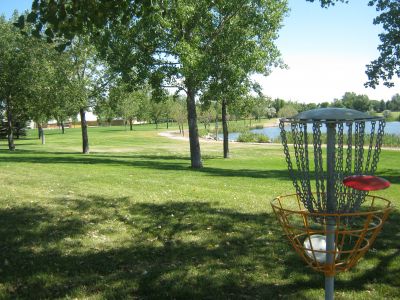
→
(376, 111, 400, 121)
(0, 124, 399, 299)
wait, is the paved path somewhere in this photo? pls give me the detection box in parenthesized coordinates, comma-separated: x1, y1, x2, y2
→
(158, 131, 220, 143)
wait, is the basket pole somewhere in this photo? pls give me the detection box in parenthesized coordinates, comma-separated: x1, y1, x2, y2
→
(325, 123, 336, 300)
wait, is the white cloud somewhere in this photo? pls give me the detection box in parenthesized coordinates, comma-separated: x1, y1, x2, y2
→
(255, 54, 399, 103)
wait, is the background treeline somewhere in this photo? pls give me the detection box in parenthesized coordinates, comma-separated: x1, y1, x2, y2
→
(1, 8, 399, 158)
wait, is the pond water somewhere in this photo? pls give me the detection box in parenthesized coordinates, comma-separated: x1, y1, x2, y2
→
(219, 121, 400, 142)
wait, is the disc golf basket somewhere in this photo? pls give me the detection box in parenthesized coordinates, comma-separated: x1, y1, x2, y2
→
(271, 108, 392, 300)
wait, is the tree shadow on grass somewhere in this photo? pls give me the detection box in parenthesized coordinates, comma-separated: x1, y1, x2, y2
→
(377, 168, 400, 185)
(0, 196, 398, 299)
(1, 150, 291, 180)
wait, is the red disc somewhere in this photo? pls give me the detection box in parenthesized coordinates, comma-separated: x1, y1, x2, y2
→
(343, 175, 390, 191)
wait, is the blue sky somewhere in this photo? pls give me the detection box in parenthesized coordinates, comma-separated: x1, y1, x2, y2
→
(1, 0, 398, 103)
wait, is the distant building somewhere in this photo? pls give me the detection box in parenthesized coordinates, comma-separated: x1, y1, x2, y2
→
(32, 110, 143, 129)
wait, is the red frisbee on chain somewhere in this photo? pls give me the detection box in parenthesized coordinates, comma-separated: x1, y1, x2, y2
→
(343, 175, 390, 191)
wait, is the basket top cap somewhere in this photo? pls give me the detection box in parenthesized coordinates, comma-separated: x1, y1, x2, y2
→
(285, 108, 382, 122)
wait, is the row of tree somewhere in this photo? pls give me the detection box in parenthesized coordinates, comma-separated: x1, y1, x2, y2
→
(96, 91, 279, 130)
(272, 92, 400, 118)
(320, 92, 400, 113)
(8, 0, 290, 164)
(1, 12, 282, 157)
(0, 15, 112, 153)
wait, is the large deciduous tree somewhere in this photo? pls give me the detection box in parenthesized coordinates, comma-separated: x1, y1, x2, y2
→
(199, 1, 286, 158)
(1, 16, 62, 149)
(0, 17, 26, 150)
(50, 53, 82, 134)
(107, 83, 141, 130)
(341, 92, 371, 112)
(151, 0, 287, 163)
(66, 37, 111, 154)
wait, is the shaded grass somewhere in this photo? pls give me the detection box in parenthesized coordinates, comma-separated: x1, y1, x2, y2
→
(0, 125, 399, 299)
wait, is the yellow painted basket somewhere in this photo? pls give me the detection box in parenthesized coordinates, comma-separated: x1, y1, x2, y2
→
(271, 193, 392, 276)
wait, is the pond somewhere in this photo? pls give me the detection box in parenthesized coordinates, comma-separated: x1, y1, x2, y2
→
(219, 121, 400, 142)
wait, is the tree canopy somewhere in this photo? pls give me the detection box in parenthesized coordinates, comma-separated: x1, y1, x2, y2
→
(18, 0, 288, 168)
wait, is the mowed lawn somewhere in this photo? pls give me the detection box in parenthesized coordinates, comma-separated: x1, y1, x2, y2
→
(0, 124, 399, 299)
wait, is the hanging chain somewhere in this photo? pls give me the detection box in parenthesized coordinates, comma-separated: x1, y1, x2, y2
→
(303, 123, 313, 204)
(364, 121, 376, 174)
(280, 120, 303, 204)
(354, 122, 362, 174)
(353, 122, 366, 210)
(293, 122, 314, 210)
(335, 122, 345, 211)
(370, 120, 386, 174)
(312, 121, 325, 211)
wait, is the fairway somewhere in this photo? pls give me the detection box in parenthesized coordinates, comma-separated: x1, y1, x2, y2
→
(0, 125, 399, 299)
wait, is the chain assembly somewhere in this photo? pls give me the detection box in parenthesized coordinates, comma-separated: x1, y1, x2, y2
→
(279, 116, 386, 220)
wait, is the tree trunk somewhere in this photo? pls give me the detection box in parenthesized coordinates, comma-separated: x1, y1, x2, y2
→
(186, 87, 202, 168)
(38, 124, 42, 139)
(80, 108, 89, 154)
(41, 128, 45, 145)
(129, 118, 133, 131)
(222, 99, 229, 158)
(6, 99, 15, 151)
(215, 112, 219, 141)
(61, 121, 65, 134)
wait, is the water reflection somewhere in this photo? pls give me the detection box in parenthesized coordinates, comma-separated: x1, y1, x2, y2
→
(219, 121, 400, 142)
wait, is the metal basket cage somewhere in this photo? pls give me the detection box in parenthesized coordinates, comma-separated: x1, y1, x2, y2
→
(271, 193, 392, 276)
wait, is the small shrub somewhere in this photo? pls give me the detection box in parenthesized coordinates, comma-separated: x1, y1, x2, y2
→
(382, 134, 400, 147)
(237, 131, 269, 143)
(252, 124, 264, 129)
(256, 134, 269, 143)
(198, 128, 209, 137)
(227, 123, 249, 133)
(383, 110, 392, 119)
(0, 120, 28, 139)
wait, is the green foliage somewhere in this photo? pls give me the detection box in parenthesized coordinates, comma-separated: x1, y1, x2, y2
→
(341, 92, 370, 112)
(237, 131, 269, 143)
(0, 17, 66, 148)
(197, 128, 209, 138)
(277, 105, 298, 118)
(365, 0, 400, 88)
(198, 105, 216, 130)
(94, 98, 115, 126)
(33, 0, 287, 165)
(387, 93, 400, 111)
(383, 110, 392, 119)
(0, 120, 28, 139)
(382, 134, 400, 147)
